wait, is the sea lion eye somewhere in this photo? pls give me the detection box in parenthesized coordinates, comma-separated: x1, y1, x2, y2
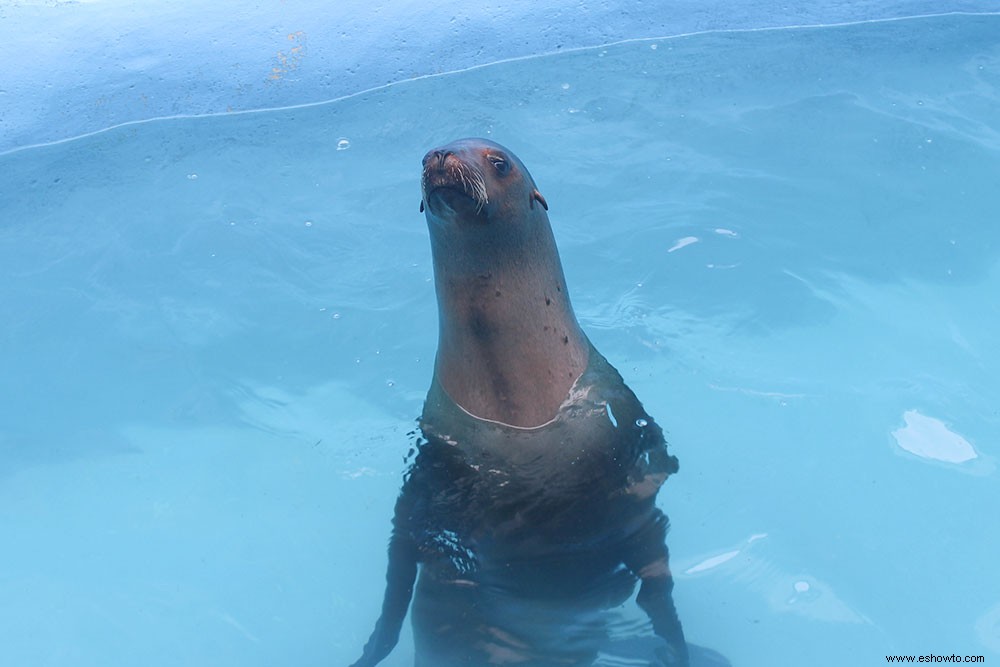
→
(488, 155, 510, 175)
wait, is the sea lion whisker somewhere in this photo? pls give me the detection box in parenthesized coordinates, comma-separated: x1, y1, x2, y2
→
(454, 161, 489, 212)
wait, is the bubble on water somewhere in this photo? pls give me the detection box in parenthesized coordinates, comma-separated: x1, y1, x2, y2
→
(794, 581, 810, 593)
(332, 312, 341, 320)
(336, 138, 351, 151)
(186, 173, 198, 180)
(650, 43, 658, 50)
(635, 418, 648, 428)
(386, 380, 396, 388)
(561, 83, 570, 90)
(305, 220, 313, 227)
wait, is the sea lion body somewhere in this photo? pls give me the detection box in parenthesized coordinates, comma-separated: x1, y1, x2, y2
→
(350, 139, 687, 667)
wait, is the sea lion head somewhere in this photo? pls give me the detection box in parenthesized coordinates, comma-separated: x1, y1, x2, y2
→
(420, 138, 548, 225)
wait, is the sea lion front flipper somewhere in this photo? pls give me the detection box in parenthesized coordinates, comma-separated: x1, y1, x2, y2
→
(349, 513, 420, 666)
(621, 510, 689, 667)
(638, 575, 689, 667)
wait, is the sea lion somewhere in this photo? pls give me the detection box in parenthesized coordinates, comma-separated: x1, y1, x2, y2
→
(349, 138, 688, 666)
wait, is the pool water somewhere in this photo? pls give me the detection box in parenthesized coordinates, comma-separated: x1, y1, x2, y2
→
(2, 12, 999, 667)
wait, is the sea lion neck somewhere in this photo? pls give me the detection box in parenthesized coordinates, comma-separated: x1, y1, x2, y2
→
(425, 197, 589, 429)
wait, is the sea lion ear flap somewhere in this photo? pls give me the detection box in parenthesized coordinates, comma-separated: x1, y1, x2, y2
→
(420, 200, 425, 213)
(531, 189, 549, 211)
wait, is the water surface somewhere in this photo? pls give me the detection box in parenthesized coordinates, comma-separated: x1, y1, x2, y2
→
(2, 13, 999, 667)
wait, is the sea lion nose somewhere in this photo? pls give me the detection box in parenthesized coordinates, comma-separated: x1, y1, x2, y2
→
(423, 150, 453, 169)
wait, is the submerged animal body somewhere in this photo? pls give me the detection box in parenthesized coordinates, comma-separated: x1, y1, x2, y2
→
(350, 138, 687, 667)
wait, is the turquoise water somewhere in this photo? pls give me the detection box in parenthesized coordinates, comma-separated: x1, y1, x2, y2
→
(2, 12, 999, 667)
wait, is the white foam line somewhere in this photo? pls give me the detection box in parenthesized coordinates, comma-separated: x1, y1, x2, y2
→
(707, 383, 807, 399)
(685, 549, 741, 574)
(2, 10, 997, 158)
(218, 611, 261, 644)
